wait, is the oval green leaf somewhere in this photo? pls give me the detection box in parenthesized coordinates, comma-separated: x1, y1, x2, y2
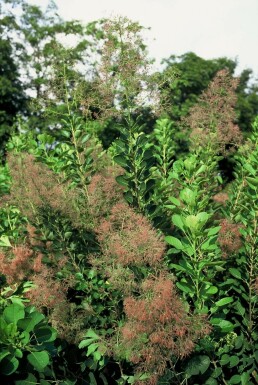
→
(165, 236, 183, 250)
(215, 297, 234, 307)
(27, 351, 49, 372)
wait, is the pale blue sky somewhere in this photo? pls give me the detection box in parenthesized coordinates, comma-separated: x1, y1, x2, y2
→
(28, 0, 258, 76)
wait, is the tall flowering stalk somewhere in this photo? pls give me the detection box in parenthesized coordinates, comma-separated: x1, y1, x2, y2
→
(185, 69, 242, 156)
(89, 17, 172, 219)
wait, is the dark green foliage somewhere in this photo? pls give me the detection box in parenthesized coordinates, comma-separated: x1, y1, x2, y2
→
(0, 282, 57, 379)
(236, 69, 258, 133)
(113, 127, 156, 213)
(0, 35, 27, 158)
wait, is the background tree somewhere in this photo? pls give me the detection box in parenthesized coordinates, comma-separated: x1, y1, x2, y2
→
(0, 0, 106, 142)
(0, 10, 27, 159)
(236, 68, 258, 133)
(161, 52, 258, 133)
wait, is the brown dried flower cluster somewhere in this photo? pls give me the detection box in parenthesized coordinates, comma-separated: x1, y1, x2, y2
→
(96, 202, 165, 267)
(0, 237, 87, 343)
(89, 197, 166, 295)
(88, 166, 124, 221)
(212, 192, 229, 206)
(7, 153, 82, 226)
(0, 246, 34, 283)
(218, 218, 243, 258)
(0, 245, 68, 312)
(116, 273, 211, 384)
(185, 69, 243, 155)
(26, 269, 68, 311)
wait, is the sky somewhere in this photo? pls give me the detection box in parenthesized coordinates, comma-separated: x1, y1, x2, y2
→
(28, 0, 258, 76)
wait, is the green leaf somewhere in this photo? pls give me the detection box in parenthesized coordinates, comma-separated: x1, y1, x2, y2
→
(220, 354, 230, 365)
(114, 139, 126, 152)
(212, 367, 222, 378)
(86, 343, 99, 356)
(246, 176, 258, 188)
(229, 355, 240, 368)
(34, 326, 57, 343)
(168, 196, 181, 206)
(180, 238, 194, 256)
(81, 134, 91, 144)
(27, 351, 49, 372)
(201, 236, 218, 251)
(240, 372, 250, 385)
(185, 215, 199, 232)
(172, 214, 185, 231)
(114, 155, 128, 168)
(180, 188, 196, 206)
(143, 149, 154, 160)
(228, 374, 241, 384)
(124, 191, 134, 204)
(18, 312, 45, 332)
(116, 175, 129, 187)
(15, 373, 38, 385)
(183, 157, 196, 171)
(0, 235, 11, 247)
(243, 164, 256, 175)
(165, 236, 183, 250)
(74, 129, 82, 139)
(206, 286, 218, 295)
(84, 147, 94, 158)
(1, 355, 19, 375)
(176, 281, 193, 294)
(234, 335, 244, 349)
(40, 380, 50, 385)
(169, 263, 188, 273)
(93, 350, 101, 361)
(196, 164, 207, 175)
(185, 212, 209, 234)
(204, 379, 218, 385)
(4, 303, 25, 324)
(229, 268, 242, 280)
(145, 179, 156, 193)
(215, 297, 234, 307)
(20, 331, 30, 345)
(85, 329, 100, 340)
(234, 301, 245, 317)
(211, 318, 234, 333)
(60, 130, 70, 139)
(185, 355, 210, 376)
(14, 349, 23, 359)
(89, 372, 97, 385)
(0, 350, 10, 362)
(207, 226, 221, 236)
(179, 259, 194, 274)
(196, 212, 210, 225)
(79, 330, 100, 349)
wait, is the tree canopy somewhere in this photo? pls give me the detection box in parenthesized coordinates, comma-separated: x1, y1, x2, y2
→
(161, 52, 258, 133)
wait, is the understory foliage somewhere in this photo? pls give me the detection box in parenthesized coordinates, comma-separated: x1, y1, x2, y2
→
(0, 15, 257, 385)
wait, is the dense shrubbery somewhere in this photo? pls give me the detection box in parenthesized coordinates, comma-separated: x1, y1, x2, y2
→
(0, 8, 257, 385)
